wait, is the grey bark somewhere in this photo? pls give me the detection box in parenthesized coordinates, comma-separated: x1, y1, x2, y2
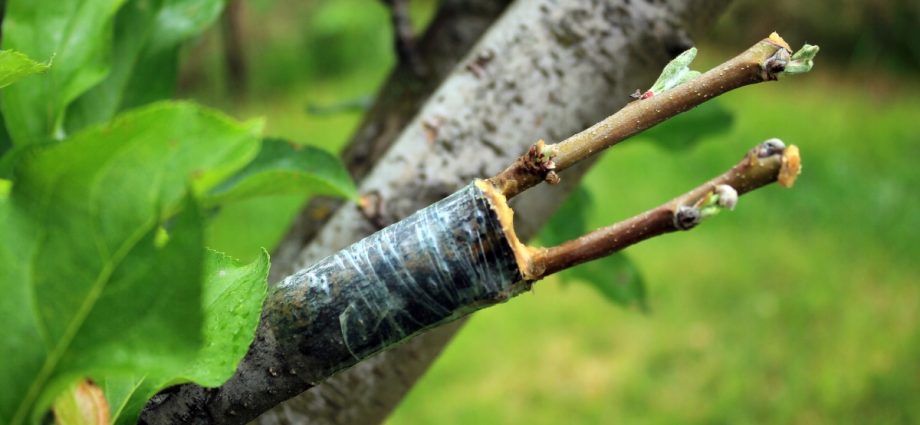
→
(140, 0, 731, 423)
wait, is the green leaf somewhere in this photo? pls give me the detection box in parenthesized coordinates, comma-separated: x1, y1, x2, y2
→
(0, 102, 262, 424)
(0, 179, 10, 198)
(0, 0, 129, 144)
(538, 184, 593, 247)
(183, 249, 269, 386)
(640, 100, 734, 152)
(204, 138, 358, 206)
(101, 375, 144, 424)
(106, 249, 270, 425)
(66, 0, 225, 132)
(539, 185, 648, 310)
(564, 253, 649, 312)
(783, 44, 820, 75)
(0, 49, 50, 89)
(648, 47, 700, 95)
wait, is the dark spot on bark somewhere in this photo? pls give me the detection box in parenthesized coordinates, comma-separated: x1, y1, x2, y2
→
(479, 138, 506, 156)
(441, 139, 455, 153)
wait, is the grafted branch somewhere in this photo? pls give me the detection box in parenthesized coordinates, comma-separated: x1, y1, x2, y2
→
(489, 33, 803, 198)
(526, 139, 801, 278)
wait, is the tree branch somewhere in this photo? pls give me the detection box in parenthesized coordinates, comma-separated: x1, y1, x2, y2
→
(528, 139, 800, 278)
(489, 33, 800, 198)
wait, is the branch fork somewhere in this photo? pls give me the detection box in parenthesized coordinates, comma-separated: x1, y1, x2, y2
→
(486, 138, 801, 281)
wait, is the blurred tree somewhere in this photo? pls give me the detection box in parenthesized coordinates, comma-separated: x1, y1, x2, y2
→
(221, 0, 248, 95)
(712, 0, 919, 73)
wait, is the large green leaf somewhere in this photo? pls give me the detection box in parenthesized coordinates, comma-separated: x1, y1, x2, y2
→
(640, 100, 734, 152)
(539, 185, 648, 310)
(205, 138, 358, 206)
(0, 49, 50, 89)
(0, 0, 128, 144)
(0, 102, 262, 424)
(66, 0, 225, 132)
(106, 249, 270, 425)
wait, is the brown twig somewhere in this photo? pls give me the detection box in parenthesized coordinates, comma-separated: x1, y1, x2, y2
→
(517, 139, 801, 279)
(489, 33, 796, 198)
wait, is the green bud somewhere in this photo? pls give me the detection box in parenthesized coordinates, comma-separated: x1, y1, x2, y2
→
(783, 44, 820, 75)
(648, 48, 700, 95)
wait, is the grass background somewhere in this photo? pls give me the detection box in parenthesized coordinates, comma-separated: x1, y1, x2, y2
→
(188, 1, 920, 422)
(388, 74, 920, 425)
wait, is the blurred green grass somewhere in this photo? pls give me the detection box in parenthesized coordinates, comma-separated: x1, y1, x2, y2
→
(386, 72, 920, 424)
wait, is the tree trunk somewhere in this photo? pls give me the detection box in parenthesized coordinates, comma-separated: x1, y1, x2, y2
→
(139, 0, 732, 423)
(221, 0, 248, 96)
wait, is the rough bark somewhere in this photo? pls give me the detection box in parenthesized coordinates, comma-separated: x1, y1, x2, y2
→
(139, 0, 732, 423)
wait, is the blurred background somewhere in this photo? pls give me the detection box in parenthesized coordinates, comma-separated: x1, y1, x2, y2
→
(188, 0, 919, 423)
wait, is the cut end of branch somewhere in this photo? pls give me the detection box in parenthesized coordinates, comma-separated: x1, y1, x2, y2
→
(778, 144, 802, 187)
(768, 32, 792, 51)
(475, 179, 542, 280)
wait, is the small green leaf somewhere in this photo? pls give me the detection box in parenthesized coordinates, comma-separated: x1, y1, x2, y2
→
(204, 138, 358, 206)
(0, 0, 129, 144)
(0, 101, 261, 424)
(640, 100, 734, 152)
(783, 44, 820, 75)
(0, 50, 50, 89)
(66, 0, 226, 132)
(648, 47, 700, 95)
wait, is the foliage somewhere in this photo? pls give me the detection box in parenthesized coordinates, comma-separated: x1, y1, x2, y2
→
(538, 96, 734, 311)
(539, 186, 648, 311)
(65, 0, 225, 133)
(206, 138, 358, 207)
(713, 0, 920, 73)
(0, 50, 50, 89)
(1, 0, 128, 144)
(0, 1, 356, 423)
(638, 100, 734, 152)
